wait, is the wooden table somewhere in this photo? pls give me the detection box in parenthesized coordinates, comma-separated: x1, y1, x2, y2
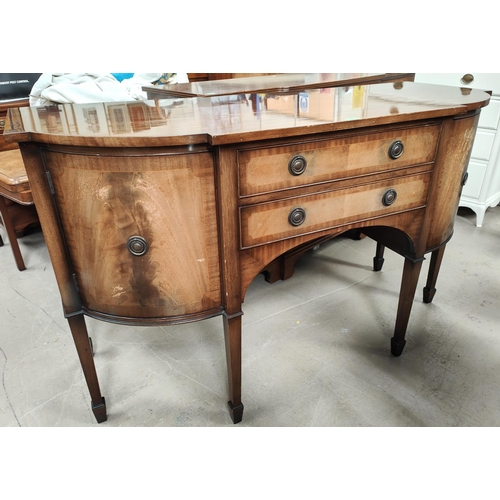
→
(142, 72, 415, 98)
(1, 98, 30, 152)
(0, 149, 38, 270)
(4, 81, 489, 424)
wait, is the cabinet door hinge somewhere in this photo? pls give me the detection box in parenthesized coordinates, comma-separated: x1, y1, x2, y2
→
(72, 273, 80, 293)
(46, 170, 55, 195)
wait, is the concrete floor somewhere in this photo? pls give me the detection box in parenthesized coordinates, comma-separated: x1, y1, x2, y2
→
(1, 206, 499, 427)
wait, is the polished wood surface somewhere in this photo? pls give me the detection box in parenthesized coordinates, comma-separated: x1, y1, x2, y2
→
(3, 80, 489, 424)
(5, 82, 483, 147)
(144, 72, 415, 98)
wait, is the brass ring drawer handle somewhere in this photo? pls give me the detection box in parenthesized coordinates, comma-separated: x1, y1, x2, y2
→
(127, 236, 149, 256)
(288, 155, 307, 176)
(288, 207, 306, 226)
(461, 73, 474, 85)
(382, 189, 398, 206)
(388, 140, 404, 159)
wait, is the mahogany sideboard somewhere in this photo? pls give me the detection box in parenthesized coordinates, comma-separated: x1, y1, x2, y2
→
(3, 82, 489, 424)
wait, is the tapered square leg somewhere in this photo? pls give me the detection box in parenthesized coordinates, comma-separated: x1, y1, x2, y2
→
(391, 337, 406, 357)
(67, 314, 107, 423)
(423, 245, 446, 304)
(391, 257, 423, 357)
(228, 401, 244, 424)
(223, 313, 244, 424)
(373, 242, 385, 272)
(92, 397, 107, 423)
(0, 195, 26, 271)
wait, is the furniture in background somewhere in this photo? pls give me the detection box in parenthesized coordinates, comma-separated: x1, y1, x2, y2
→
(1, 99, 30, 152)
(186, 73, 275, 82)
(0, 149, 38, 270)
(0, 99, 39, 270)
(4, 78, 489, 425)
(147, 72, 415, 99)
(415, 73, 500, 226)
(0, 74, 41, 148)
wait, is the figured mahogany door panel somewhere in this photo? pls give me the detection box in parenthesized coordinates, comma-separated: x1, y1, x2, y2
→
(237, 124, 440, 197)
(42, 149, 221, 319)
(240, 173, 430, 248)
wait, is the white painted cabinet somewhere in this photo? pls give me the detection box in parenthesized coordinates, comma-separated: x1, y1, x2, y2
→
(414, 73, 500, 226)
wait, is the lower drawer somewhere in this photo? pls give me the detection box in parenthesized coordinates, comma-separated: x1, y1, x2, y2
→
(240, 173, 430, 248)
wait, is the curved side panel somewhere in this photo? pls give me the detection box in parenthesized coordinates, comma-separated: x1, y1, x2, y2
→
(426, 111, 481, 250)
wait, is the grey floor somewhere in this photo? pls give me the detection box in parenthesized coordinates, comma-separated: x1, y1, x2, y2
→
(1, 206, 499, 427)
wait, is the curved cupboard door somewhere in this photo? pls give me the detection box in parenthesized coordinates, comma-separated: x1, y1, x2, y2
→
(42, 146, 222, 321)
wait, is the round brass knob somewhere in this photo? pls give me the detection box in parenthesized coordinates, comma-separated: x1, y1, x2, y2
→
(288, 207, 306, 226)
(288, 155, 307, 176)
(461, 73, 474, 85)
(0, 120, 5, 128)
(382, 189, 397, 207)
(127, 236, 148, 256)
(388, 140, 404, 159)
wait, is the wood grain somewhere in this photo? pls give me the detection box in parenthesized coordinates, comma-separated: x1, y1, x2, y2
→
(237, 123, 440, 196)
(240, 173, 430, 248)
(43, 146, 221, 319)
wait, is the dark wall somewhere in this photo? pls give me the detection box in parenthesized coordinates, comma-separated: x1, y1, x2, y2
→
(0, 73, 42, 101)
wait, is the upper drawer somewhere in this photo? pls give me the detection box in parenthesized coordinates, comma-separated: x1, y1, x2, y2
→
(415, 73, 500, 95)
(237, 124, 440, 197)
(240, 172, 430, 248)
